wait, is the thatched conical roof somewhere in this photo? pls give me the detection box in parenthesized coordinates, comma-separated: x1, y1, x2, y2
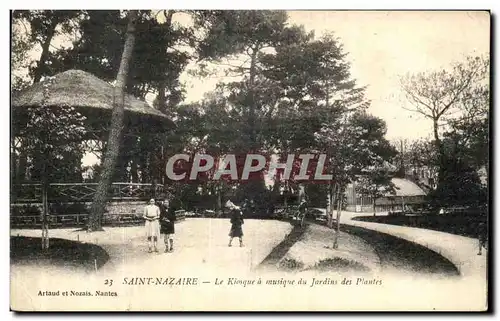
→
(391, 178, 427, 197)
(12, 69, 171, 122)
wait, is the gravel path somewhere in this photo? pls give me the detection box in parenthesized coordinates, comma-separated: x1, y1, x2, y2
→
(10, 216, 487, 311)
(11, 218, 293, 276)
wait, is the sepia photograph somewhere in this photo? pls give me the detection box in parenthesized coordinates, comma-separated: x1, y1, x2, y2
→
(9, 9, 490, 311)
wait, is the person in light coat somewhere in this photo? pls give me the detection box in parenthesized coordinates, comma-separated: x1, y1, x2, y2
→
(143, 198, 161, 253)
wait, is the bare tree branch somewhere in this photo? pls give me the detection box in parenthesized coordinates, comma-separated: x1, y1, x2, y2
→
(401, 105, 433, 118)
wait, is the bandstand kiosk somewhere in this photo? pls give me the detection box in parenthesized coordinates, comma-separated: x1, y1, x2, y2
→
(11, 70, 175, 234)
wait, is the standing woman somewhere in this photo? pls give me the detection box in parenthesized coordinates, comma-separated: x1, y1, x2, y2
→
(160, 199, 176, 253)
(226, 200, 244, 247)
(143, 198, 160, 253)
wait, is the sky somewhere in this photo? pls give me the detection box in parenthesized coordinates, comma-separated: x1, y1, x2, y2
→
(179, 11, 490, 141)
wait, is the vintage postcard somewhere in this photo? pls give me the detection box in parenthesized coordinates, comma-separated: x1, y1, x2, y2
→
(10, 10, 490, 311)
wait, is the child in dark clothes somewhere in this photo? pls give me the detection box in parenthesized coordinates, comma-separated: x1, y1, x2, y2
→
(159, 199, 176, 253)
(226, 200, 244, 247)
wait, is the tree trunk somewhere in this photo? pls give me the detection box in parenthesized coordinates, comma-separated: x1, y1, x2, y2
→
(432, 118, 441, 151)
(156, 10, 175, 113)
(433, 118, 446, 184)
(16, 151, 28, 182)
(216, 184, 222, 216)
(11, 137, 17, 183)
(40, 151, 50, 250)
(147, 151, 154, 183)
(131, 160, 138, 182)
(248, 46, 259, 150)
(33, 22, 58, 84)
(332, 187, 342, 249)
(283, 181, 288, 209)
(41, 181, 49, 250)
(328, 183, 338, 228)
(113, 144, 129, 182)
(400, 139, 405, 176)
(326, 182, 331, 227)
(326, 183, 332, 228)
(88, 10, 138, 232)
(373, 197, 377, 216)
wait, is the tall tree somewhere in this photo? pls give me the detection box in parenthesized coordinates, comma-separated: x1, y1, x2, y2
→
(12, 10, 82, 84)
(43, 10, 251, 186)
(15, 76, 87, 248)
(193, 11, 306, 150)
(400, 55, 489, 183)
(88, 10, 138, 232)
(11, 19, 34, 92)
(315, 112, 395, 248)
(431, 103, 489, 208)
(392, 138, 439, 190)
(190, 11, 312, 205)
(12, 10, 83, 182)
(262, 33, 368, 212)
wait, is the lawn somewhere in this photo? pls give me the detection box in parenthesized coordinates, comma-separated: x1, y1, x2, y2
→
(11, 236, 109, 272)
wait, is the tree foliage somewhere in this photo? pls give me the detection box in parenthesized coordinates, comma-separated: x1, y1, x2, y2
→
(356, 164, 397, 215)
(15, 77, 87, 183)
(400, 55, 489, 181)
(13, 10, 83, 83)
(11, 10, 488, 228)
(399, 55, 489, 207)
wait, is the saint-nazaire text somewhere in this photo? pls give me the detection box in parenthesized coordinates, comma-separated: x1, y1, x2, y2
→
(122, 277, 199, 286)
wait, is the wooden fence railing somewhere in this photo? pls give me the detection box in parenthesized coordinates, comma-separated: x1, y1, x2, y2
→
(11, 211, 188, 229)
(11, 182, 166, 228)
(11, 182, 165, 204)
(175, 210, 186, 221)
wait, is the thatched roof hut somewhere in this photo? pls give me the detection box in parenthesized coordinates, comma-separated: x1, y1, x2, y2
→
(390, 178, 427, 197)
(12, 69, 174, 134)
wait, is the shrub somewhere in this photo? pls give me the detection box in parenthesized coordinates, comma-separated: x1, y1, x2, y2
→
(278, 257, 304, 271)
(313, 257, 370, 273)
